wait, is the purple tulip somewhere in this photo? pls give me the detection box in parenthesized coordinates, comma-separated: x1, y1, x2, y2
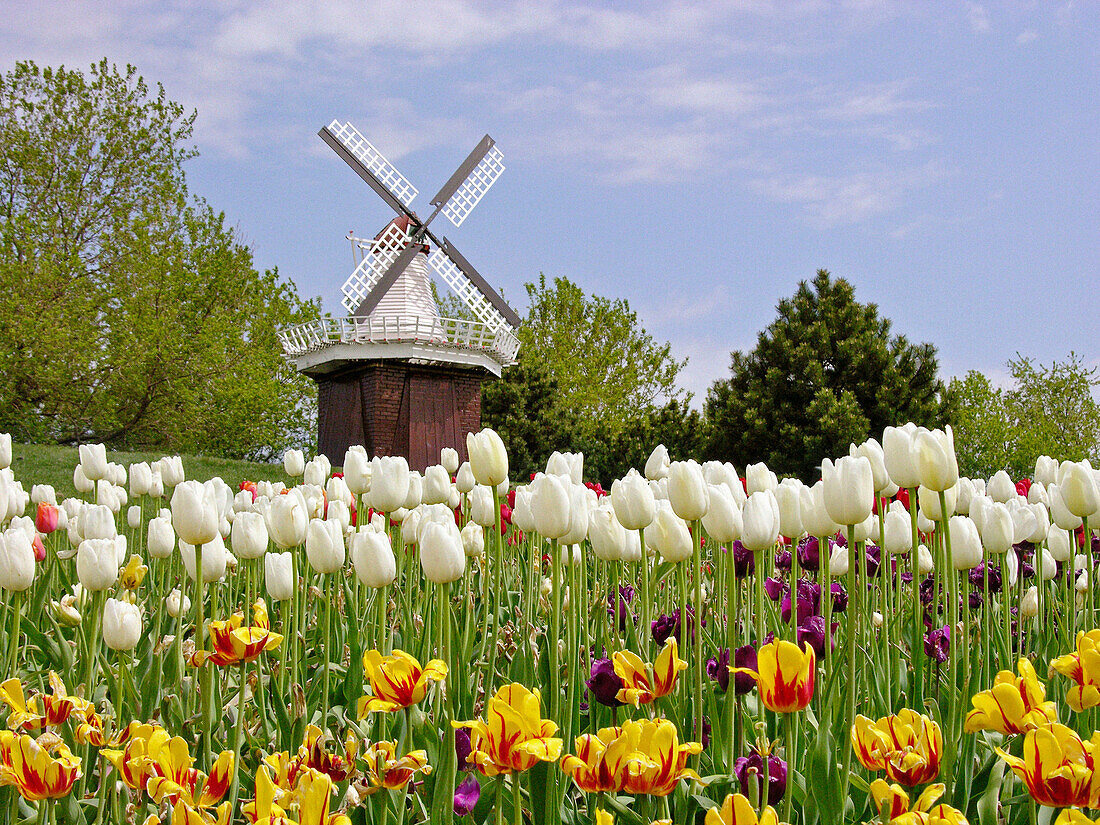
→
(764, 577, 785, 601)
(607, 585, 636, 630)
(969, 562, 1002, 594)
(830, 582, 848, 613)
(454, 774, 481, 816)
(735, 750, 788, 806)
(774, 548, 793, 571)
(586, 658, 625, 708)
(455, 727, 472, 770)
(731, 540, 755, 578)
(733, 645, 758, 695)
(797, 537, 821, 571)
(865, 544, 882, 577)
(924, 625, 950, 663)
(650, 607, 703, 645)
(797, 615, 836, 656)
(707, 648, 731, 692)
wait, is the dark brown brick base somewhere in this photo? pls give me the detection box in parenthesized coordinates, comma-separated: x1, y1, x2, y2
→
(315, 361, 487, 471)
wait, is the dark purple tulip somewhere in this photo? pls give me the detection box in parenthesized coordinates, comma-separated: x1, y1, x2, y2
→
(774, 548, 793, 571)
(607, 585, 636, 630)
(781, 595, 817, 626)
(733, 645, 758, 695)
(900, 571, 914, 584)
(920, 576, 937, 606)
(865, 545, 882, 577)
(969, 562, 1002, 594)
(764, 577, 785, 601)
(968, 590, 984, 611)
(707, 648, 731, 693)
(454, 774, 481, 816)
(834, 532, 848, 548)
(455, 727, 472, 769)
(731, 540, 755, 578)
(735, 750, 788, 806)
(830, 582, 848, 613)
(650, 607, 703, 645)
(797, 537, 821, 571)
(586, 658, 625, 708)
(797, 615, 834, 656)
(924, 625, 950, 663)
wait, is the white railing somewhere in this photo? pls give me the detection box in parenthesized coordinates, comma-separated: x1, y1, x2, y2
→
(278, 315, 521, 366)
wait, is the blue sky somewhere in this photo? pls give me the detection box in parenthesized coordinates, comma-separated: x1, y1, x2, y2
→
(4, 1, 1098, 401)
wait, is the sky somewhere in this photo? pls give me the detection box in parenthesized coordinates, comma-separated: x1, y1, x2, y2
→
(3, 1, 1098, 402)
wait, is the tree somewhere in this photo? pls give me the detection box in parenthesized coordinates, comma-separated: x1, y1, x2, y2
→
(0, 60, 318, 458)
(518, 273, 688, 439)
(705, 270, 948, 480)
(947, 354, 1100, 478)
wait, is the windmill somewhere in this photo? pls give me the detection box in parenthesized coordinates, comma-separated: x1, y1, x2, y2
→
(279, 120, 521, 470)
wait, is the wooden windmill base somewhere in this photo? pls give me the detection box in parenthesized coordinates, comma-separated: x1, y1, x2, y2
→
(314, 360, 485, 471)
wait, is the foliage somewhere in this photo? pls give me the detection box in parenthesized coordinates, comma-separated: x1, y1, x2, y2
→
(705, 270, 947, 480)
(0, 60, 318, 459)
(517, 273, 688, 438)
(946, 353, 1100, 478)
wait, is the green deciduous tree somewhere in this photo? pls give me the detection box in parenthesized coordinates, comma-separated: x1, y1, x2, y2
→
(705, 270, 947, 480)
(0, 60, 318, 459)
(947, 354, 1100, 478)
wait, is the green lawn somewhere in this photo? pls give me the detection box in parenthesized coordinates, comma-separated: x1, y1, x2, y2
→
(8, 442, 291, 500)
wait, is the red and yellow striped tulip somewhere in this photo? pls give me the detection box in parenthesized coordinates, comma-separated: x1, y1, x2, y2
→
(0, 678, 75, 732)
(562, 724, 642, 793)
(704, 792, 784, 825)
(295, 725, 358, 784)
(1050, 630, 1100, 713)
(621, 718, 702, 797)
(453, 683, 562, 777)
(996, 723, 1100, 808)
(358, 649, 448, 715)
(101, 724, 168, 791)
(242, 765, 293, 825)
(731, 639, 815, 713)
(196, 600, 283, 667)
(0, 730, 82, 800)
(612, 638, 687, 707)
(297, 768, 353, 825)
(358, 740, 432, 793)
(870, 780, 968, 825)
(965, 658, 1058, 735)
(852, 709, 942, 786)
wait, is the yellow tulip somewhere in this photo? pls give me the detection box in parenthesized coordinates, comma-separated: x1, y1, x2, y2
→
(120, 554, 149, 589)
(870, 780, 968, 825)
(562, 724, 642, 793)
(196, 600, 283, 668)
(965, 658, 1057, 734)
(0, 730, 82, 800)
(731, 639, 815, 713)
(1050, 630, 1100, 713)
(704, 792, 784, 825)
(996, 723, 1100, 808)
(358, 649, 448, 715)
(453, 683, 562, 777)
(612, 638, 687, 707)
(241, 765, 292, 825)
(851, 709, 942, 786)
(359, 740, 432, 793)
(297, 768, 353, 825)
(595, 811, 672, 825)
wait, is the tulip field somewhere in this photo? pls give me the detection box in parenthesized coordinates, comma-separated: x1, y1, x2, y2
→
(3, 428, 1100, 825)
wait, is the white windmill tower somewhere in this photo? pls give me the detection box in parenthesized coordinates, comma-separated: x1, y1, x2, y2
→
(279, 120, 521, 469)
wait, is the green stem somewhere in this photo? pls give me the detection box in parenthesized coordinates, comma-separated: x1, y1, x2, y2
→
(841, 524, 858, 791)
(227, 663, 248, 817)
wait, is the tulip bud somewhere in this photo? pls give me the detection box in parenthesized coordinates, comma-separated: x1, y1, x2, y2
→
(103, 598, 141, 651)
(370, 456, 410, 513)
(883, 423, 921, 490)
(468, 486, 496, 528)
(774, 479, 803, 539)
(343, 447, 371, 495)
(1020, 586, 1039, 618)
(980, 502, 1014, 555)
(1034, 455, 1059, 487)
(466, 428, 508, 487)
(948, 516, 982, 569)
(530, 473, 572, 540)
(0, 531, 35, 592)
(454, 462, 474, 494)
(268, 493, 309, 549)
(147, 515, 175, 559)
(350, 529, 397, 587)
(231, 511, 269, 559)
(822, 456, 874, 526)
(126, 505, 142, 531)
(440, 447, 460, 475)
(422, 465, 451, 506)
(0, 434, 9, 470)
(644, 444, 670, 481)
(1057, 461, 1100, 518)
(79, 443, 109, 482)
(461, 522, 485, 558)
(918, 484, 957, 521)
(987, 470, 1015, 503)
(882, 502, 912, 555)
(668, 460, 709, 521)
(829, 545, 848, 577)
(171, 481, 219, 547)
(741, 490, 781, 552)
(644, 503, 692, 563)
(745, 463, 778, 495)
(702, 483, 742, 543)
(912, 426, 959, 492)
(917, 543, 934, 575)
(167, 588, 192, 617)
(73, 465, 94, 494)
(1046, 523, 1072, 562)
(129, 462, 152, 498)
(77, 538, 120, 591)
(851, 439, 890, 493)
(800, 481, 839, 539)
(265, 552, 294, 601)
(179, 535, 228, 583)
(546, 451, 583, 485)
(420, 521, 465, 583)
(588, 505, 626, 561)
(610, 469, 656, 531)
(306, 518, 345, 574)
(283, 449, 306, 477)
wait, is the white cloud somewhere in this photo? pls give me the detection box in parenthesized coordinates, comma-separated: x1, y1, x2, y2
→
(967, 3, 991, 32)
(1016, 29, 1039, 44)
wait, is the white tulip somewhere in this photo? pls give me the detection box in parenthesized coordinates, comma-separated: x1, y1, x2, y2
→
(77, 538, 119, 591)
(422, 465, 451, 506)
(0, 434, 9, 470)
(588, 504, 627, 561)
(0, 531, 34, 591)
(800, 481, 840, 539)
(305, 518, 345, 574)
(166, 588, 191, 617)
(461, 522, 485, 558)
(102, 598, 141, 651)
(987, 470, 1015, 503)
(79, 444, 109, 482)
(350, 529, 397, 587)
(179, 535, 228, 583)
(850, 438, 890, 493)
(822, 456, 874, 526)
(265, 552, 294, 601)
(644, 503, 692, 563)
(1047, 523, 1073, 562)
(546, 451, 583, 485)
(171, 481, 219, 547)
(702, 483, 742, 543)
(883, 423, 921, 490)
(948, 516, 982, 569)
(745, 463, 778, 495)
(466, 428, 508, 487)
(420, 521, 465, 583)
(774, 479, 803, 539)
(147, 516, 175, 559)
(268, 492, 309, 548)
(231, 511, 269, 559)
(645, 445, 670, 481)
(441, 447, 460, 475)
(469, 486, 497, 528)
(343, 447, 371, 495)
(668, 460, 709, 522)
(530, 474, 572, 540)
(980, 502, 1015, 555)
(610, 469, 656, 531)
(741, 490, 781, 552)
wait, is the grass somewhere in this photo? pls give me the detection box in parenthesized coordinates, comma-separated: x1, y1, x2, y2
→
(9, 442, 290, 500)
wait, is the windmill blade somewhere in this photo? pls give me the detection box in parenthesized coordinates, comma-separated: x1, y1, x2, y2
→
(350, 242, 423, 318)
(435, 137, 505, 228)
(320, 120, 419, 220)
(342, 222, 416, 314)
(428, 239, 521, 330)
